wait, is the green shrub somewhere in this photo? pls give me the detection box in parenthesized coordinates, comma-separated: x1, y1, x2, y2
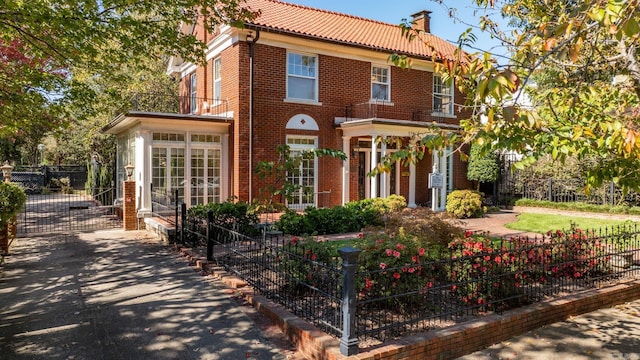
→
(446, 190, 485, 218)
(187, 200, 259, 235)
(277, 196, 408, 236)
(0, 182, 27, 226)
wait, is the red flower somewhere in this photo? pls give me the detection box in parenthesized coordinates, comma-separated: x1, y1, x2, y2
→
(393, 273, 401, 279)
(379, 262, 387, 269)
(291, 237, 298, 245)
(311, 254, 316, 261)
(385, 249, 393, 256)
(396, 243, 405, 250)
(358, 233, 364, 238)
(393, 250, 401, 258)
(418, 248, 425, 256)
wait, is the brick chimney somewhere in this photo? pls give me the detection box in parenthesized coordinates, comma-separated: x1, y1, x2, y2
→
(411, 10, 432, 33)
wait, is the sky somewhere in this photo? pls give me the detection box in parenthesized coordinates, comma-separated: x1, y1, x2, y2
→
(287, 0, 512, 62)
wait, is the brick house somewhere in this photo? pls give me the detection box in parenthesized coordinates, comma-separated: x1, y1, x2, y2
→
(103, 0, 472, 222)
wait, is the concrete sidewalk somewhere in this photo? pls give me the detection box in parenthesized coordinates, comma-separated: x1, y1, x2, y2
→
(0, 230, 299, 359)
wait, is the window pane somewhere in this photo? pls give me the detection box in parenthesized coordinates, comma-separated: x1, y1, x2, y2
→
(288, 77, 316, 100)
(372, 83, 389, 100)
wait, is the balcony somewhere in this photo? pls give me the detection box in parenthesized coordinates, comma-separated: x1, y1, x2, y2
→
(115, 93, 230, 119)
(343, 101, 456, 124)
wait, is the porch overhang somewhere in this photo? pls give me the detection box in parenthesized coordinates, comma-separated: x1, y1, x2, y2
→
(336, 117, 459, 138)
(102, 111, 233, 135)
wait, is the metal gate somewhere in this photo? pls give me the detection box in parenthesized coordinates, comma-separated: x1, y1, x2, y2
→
(16, 188, 122, 237)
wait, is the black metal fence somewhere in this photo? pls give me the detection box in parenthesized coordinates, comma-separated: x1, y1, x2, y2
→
(17, 187, 121, 236)
(496, 154, 640, 206)
(11, 165, 88, 193)
(175, 205, 640, 356)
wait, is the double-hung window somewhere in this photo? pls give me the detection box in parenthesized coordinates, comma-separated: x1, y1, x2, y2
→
(371, 66, 390, 102)
(190, 73, 197, 113)
(287, 52, 317, 101)
(213, 58, 221, 106)
(433, 75, 454, 115)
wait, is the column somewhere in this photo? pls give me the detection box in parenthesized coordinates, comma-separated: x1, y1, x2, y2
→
(379, 137, 387, 198)
(221, 134, 230, 201)
(408, 161, 417, 208)
(342, 136, 351, 205)
(136, 131, 152, 218)
(370, 136, 377, 198)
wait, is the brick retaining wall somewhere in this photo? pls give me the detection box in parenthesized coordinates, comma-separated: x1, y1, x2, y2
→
(176, 245, 640, 360)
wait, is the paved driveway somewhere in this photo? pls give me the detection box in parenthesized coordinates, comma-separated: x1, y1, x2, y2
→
(0, 230, 296, 359)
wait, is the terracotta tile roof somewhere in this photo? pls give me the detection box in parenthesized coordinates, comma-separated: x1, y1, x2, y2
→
(242, 0, 465, 62)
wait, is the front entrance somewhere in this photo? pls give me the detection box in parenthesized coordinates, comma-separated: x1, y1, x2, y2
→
(357, 151, 397, 200)
(16, 188, 121, 237)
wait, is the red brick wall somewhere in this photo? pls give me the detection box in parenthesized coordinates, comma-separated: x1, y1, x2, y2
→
(180, 37, 473, 206)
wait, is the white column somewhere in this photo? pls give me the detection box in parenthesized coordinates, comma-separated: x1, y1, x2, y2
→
(221, 134, 230, 202)
(439, 149, 448, 211)
(136, 130, 152, 218)
(395, 142, 401, 196)
(342, 136, 351, 205)
(379, 137, 387, 198)
(370, 136, 378, 198)
(408, 161, 417, 208)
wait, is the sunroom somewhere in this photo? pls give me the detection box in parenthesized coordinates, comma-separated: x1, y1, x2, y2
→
(103, 110, 232, 223)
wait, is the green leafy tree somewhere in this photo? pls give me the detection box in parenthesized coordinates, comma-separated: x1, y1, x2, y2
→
(254, 145, 346, 213)
(390, 0, 640, 193)
(466, 143, 499, 190)
(0, 0, 257, 140)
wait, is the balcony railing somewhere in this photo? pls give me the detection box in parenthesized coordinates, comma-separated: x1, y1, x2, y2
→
(344, 101, 457, 124)
(116, 93, 230, 118)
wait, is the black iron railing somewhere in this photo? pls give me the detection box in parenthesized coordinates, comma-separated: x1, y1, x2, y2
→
(116, 93, 230, 118)
(177, 205, 640, 356)
(344, 101, 454, 123)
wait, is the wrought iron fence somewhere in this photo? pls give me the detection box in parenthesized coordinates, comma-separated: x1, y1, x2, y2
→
(496, 154, 640, 206)
(179, 207, 347, 338)
(177, 204, 640, 356)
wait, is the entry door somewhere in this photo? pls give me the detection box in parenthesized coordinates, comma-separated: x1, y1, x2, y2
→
(190, 148, 221, 205)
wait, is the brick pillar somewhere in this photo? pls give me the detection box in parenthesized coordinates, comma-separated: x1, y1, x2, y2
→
(123, 180, 137, 230)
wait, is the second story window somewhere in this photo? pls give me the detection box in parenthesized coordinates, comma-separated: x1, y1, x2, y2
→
(213, 58, 221, 105)
(287, 52, 317, 101)
(190, 73, 197, 113)
(371, 66, 390, 101)
(433, 75, 453, 115)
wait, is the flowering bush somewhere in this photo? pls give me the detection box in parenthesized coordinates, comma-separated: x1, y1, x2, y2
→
(278, 236, 338, 292)
(354, 230, 444, 308)
(447, 233, 524, 310)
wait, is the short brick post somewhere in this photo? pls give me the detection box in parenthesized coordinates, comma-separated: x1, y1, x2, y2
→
(123, 180, 136, 230)
(338, 247, 361, 356)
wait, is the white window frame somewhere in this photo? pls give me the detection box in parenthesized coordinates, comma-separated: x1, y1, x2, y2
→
(190, 73, 197, 114)
(371, 65, 390, 102)
(286, 136, 318, 209)
(432, 75, 454, 116)
(286, 51, 318, 103)
(213, 58, 221, 106)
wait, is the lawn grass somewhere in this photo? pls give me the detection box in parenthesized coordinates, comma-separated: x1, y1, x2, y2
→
(505, 213, 633, 234)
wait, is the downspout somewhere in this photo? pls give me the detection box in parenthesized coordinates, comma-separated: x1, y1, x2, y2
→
(248, 30, 260, 202)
